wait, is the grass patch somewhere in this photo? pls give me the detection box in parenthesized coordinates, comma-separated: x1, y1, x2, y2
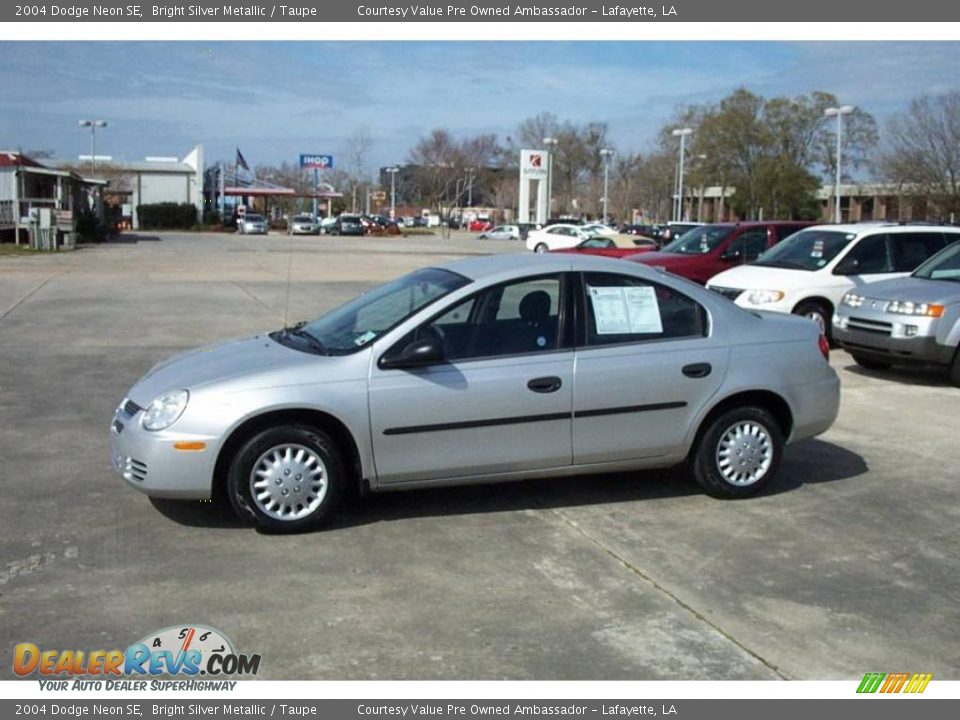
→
(0, 244, 42, 257)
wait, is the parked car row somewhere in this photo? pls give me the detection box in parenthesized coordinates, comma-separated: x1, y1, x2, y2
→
(539, 220, 960, 384)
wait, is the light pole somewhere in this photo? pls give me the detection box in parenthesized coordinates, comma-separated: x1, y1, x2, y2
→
(824, 105, 854, 223)
(386, 167, 399, 220)
(543, 136, 558, 220)
(671, 127, 693, 222)
(599, 148, 614, 224)
(78, 119, 107, 175)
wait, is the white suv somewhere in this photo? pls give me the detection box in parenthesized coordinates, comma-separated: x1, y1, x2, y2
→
(706, 223, 960, 338)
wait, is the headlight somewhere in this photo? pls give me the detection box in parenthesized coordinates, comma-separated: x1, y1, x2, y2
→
(746, 289, 785, 305)
(885, 300, 945, 318)
(142, 390, 189, 431)
(842, 292, 865, 308)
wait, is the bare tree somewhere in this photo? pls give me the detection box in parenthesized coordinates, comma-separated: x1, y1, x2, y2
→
(880, 92, 960, 219)
(341, 125, 374, 212)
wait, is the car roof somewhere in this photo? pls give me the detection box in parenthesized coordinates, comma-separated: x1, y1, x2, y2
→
(799, 222, 960, 236)
(436, 252, 664, 282)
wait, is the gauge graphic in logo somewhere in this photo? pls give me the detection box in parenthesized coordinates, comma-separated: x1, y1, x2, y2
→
(133, 625, 234, 674)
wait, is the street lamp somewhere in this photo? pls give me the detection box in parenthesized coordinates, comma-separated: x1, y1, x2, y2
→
(78, 119, 107, 175)
(671, 127, 693, 222)
(599, 148, 614, 224)
(824, 105, 854, 223)
(386, 167, 399, 220)
(543, 137, 558, 220)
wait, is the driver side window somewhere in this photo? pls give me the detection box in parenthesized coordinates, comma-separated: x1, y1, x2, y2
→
(404, 275, 564, 362)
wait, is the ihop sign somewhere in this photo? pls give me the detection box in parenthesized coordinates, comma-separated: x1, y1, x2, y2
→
(299, 154, 334, 169)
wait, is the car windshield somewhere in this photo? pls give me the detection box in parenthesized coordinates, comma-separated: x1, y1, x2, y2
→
(913, 241, 960, 282)
(661, 226, 733, 255)
(293, 215, 312, 222)
(752, 229, 854, 271)
(245, 214, 264, 222)
(279, 268, 470, 355)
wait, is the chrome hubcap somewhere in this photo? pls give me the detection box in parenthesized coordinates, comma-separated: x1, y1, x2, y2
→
(535, 244, 547, 254)
(715, 421, 773, 486)
(805, 310, 826, 334)
(250, 444, 327, 521)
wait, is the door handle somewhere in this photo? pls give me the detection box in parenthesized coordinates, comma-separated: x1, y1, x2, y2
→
(682, 363, 712, 379)
(527, 376, 562, 393)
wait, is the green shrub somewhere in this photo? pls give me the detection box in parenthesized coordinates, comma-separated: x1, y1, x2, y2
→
(137, 203, 199, 230)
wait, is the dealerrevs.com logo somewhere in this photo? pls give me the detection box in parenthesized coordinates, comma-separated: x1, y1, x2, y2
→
(857, 672, 933, 694)
(14, 625, 261, 691)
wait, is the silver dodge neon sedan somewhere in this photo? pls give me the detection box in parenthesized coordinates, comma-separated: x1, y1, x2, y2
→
(111, 254, 840, 532)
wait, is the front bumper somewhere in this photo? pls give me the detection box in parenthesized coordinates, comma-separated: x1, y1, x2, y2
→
(833, 312, 954, 366)
(110, 400, 219, 499)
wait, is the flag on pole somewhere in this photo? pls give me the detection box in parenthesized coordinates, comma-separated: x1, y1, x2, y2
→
(235, 147, 250, 172)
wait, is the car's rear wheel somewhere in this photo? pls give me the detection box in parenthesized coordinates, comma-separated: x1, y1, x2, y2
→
(851, 354, 892, 371)
(793, 300, 831, 342)
(534, 242, 548, 254)
(227, 425, 345, 533)
(691, 406, 783, 498)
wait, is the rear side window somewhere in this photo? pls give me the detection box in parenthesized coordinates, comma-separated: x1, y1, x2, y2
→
(891, 232, 948, 272)
(583, 272, 707, 347)
(844, 234, 893, 274)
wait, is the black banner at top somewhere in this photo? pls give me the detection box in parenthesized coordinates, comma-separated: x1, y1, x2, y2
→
(3, 0, 960, 23)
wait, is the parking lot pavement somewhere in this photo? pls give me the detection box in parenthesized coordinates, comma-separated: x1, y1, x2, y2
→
(0, 231, 957, 680)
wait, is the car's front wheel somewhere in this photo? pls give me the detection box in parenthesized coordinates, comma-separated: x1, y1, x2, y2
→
(534, 242, 548, 254)
(691, 406, 783, 498)
(227, 425, 345, 532)
(950, 345, 960, 388)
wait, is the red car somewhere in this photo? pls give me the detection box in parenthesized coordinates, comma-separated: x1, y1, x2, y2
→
(468, 218, 494, 232)
(554, 235, 659, 259)
(625, 221, 815, 284)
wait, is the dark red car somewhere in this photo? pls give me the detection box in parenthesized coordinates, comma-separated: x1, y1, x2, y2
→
(624, 221, 815, 284)
(554, 235, 658, 259)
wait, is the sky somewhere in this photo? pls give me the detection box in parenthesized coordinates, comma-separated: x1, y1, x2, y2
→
(2, 41, 960, 174)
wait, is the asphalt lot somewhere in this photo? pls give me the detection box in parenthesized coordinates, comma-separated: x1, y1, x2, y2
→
(0, 230, 958, 680)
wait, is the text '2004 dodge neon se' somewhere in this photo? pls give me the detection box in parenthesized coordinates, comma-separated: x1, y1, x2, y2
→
(111, 254, 840, 532)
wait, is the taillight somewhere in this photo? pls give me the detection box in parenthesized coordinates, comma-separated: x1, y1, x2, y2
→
(818, 333, 830, 361)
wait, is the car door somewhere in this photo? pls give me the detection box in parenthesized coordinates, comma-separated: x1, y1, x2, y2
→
(835, 233, 901, 291)
(572, 272, 727, 465)
(369, 273, 574, 485)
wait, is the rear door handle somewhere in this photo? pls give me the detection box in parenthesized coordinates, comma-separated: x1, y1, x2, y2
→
(527, 376, 562, 393)
(682, 363, 712, 379)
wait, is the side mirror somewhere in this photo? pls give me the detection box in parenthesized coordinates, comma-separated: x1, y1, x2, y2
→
(834, 256, 859, 275)
(379, 338, 445, 370)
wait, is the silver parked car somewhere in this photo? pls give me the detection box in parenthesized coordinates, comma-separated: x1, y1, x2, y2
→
(110, 255, 840, 532)
(238, 213, 269, 235)
(834, 240, 960, 385)
(287, 214, 319, 235)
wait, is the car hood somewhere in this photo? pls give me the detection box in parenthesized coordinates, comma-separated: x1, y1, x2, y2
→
(128, 335, 343, 405)
(708, 264, 814, 290)
(851, 276, 960, 304)
(627, 251, 707, 268)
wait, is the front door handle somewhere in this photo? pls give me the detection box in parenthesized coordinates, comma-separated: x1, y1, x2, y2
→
(527, 376, 562, 393)
(682, 363, 712, 379)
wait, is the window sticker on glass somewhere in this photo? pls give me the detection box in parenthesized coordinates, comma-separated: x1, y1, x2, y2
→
(811, 239, 824, 258)
(354, 330, 377, 346)
(589, 286, 663, 335)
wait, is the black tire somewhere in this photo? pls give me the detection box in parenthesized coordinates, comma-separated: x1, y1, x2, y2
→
(852, 354, 892, 371)
(793, 300, 832, 342)
(534, 242, 548, 254)
(950, 346, 960, 388)
(227, 425, 345, 533)
(691, 406, 784, 499)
